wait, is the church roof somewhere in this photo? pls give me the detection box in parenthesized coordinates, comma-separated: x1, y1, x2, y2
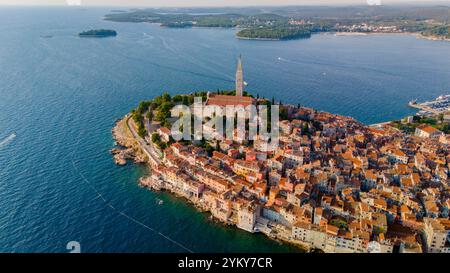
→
(206, 94, 255, 107)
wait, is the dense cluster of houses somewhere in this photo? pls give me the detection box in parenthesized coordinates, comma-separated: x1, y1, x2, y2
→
(335, 23, 402, 33)
(143, 105, 449, 253)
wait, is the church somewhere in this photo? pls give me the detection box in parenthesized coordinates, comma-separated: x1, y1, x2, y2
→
(206, 56, 256, 107)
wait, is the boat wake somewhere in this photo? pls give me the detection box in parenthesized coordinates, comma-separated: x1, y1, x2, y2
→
(277, 57, 304, 65)
(0, 133, 16, 149)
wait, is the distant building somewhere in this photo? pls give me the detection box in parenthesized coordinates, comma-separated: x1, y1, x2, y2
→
(444, 112, 450, 122)
(403, 116, 414, 124)
(415, 124, 443, 138)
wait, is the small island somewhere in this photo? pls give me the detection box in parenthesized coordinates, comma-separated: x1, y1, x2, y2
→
(237, 26, 312, 41)
(78, 29, 117, 38)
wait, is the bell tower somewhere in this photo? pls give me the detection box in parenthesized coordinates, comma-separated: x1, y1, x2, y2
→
(235, 55, 244, 97)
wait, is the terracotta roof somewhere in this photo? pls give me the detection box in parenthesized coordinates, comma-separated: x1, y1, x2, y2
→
(326, 224, 339, 235)
(416, 124, 441, 134)
(393, 149, 407, 158)
(206, 94, 255, 107)
(172, 142, 185, 151)
(159, 127, 171, 134)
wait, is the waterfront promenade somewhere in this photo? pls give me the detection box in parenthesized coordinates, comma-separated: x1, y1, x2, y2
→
(126, 115, 161, 167)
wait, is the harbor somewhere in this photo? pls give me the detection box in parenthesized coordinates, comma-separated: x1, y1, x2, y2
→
(408, 94, 450, 116)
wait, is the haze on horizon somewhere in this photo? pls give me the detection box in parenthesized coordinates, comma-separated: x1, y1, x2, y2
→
(1, 0, 449, 7)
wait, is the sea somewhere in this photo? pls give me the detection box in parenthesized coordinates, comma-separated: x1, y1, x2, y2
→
(0, 6, 449, 253)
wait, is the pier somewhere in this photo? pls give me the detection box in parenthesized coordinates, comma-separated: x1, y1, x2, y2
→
(408, 95, 450, 115)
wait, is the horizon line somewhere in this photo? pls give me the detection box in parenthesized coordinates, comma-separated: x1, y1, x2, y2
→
(1, 1, 450, 8)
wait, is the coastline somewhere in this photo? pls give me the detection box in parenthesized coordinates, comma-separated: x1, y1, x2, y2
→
(332, 32, 368, 36)
(236, 31, 450, 42)
(331, 31, 450, 42)
(236, 34, 310, 41)
(103, 16, 450, 43)
(111, 94, 449, 253)
(416, 33, 450, 42)
(236, 35, 283, 41)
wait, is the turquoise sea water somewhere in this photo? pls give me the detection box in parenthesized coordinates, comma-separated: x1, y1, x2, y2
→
(0, 7, 449, 253)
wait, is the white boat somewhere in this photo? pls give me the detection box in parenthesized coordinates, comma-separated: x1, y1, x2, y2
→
(0, 132, 16, 148)
(436, 94, 450, 101)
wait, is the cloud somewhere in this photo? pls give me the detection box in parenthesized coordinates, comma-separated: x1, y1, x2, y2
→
(66, 0, 81, 5)
(0, 0, 447, 7)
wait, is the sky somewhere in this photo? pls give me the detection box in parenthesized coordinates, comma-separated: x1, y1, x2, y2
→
(0, 0, 448, 7)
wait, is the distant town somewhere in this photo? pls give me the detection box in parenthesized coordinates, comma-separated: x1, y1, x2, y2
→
(112, 57, 449, 253)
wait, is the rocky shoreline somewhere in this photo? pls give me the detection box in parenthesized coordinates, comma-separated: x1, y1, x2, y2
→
(111, 116, 147, 165)
(417, 33, 450, 42)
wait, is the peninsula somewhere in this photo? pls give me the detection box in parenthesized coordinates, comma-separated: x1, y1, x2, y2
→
(236, 27, 311, 41)
(112, 57, 450, 253)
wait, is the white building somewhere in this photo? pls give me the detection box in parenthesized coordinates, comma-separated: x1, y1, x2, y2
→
(423, 218, 450, 253)
(415, 124, 443, 138)
(237, 203, 260, 233)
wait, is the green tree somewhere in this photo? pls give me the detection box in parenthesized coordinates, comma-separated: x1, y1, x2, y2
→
(146, 109, 153, 120)
(138, 126, 147, 138)
(173, 94, 183, 103)
(151, 133, 159, 143)
(162, 92, 171, 102)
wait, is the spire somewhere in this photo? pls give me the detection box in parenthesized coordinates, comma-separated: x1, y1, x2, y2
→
(237, 55, 242, 71)
(235, 55, 244, 97)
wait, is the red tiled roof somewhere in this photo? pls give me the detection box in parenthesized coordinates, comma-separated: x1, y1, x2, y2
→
(159, 127, 171, 134)
(416, 124, 440, 134)
(206, 94, 255, 107)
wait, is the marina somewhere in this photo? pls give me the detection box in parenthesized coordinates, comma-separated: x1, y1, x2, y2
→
(408, 94, 450, 116)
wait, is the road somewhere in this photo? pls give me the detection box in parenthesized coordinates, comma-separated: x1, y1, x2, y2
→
(126, 115, 161, 167)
